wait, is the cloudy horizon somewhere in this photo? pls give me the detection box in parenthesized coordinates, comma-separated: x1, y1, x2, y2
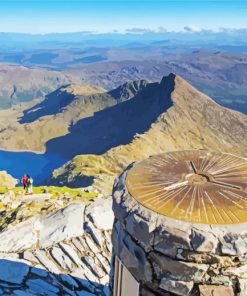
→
(0, 0, 247, 34)
(1, 26, 247, 36)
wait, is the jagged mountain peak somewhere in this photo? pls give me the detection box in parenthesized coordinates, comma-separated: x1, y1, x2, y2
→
(109, 78, 150, 102)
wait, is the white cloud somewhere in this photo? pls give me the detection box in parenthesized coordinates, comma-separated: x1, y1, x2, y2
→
(125, 28, 153, 34)
(183, 25, 203, 33)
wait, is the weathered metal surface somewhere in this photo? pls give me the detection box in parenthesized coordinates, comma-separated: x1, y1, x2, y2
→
(126, 150, 247, 224)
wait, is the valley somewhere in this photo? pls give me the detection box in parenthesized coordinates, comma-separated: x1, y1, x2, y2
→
(0, 73, 246, 194)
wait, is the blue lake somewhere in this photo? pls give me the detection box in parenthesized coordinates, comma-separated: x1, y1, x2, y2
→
(0, 150, 67, 185)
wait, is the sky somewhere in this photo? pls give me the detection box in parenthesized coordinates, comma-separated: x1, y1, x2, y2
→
(0, 0, 247, 34)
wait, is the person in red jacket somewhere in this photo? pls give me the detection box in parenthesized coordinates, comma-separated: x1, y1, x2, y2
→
(22, 174, 27, 192)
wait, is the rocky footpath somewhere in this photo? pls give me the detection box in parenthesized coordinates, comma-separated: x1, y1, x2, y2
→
(0, 193, 114, 295)
(112, 165, 247, 296)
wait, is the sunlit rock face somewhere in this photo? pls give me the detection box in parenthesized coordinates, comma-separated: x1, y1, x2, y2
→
(112, 150, 247, 296)
(0, 197, 114, 295)
(0, 171, 17, 189)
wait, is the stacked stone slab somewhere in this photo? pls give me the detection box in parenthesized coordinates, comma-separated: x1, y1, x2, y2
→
(0, 197, 114, 295)
(112, 165, 247, 296)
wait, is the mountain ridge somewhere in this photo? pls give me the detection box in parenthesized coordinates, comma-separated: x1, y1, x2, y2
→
(47, 73, 247, 194)
(0, 72, 246, 194)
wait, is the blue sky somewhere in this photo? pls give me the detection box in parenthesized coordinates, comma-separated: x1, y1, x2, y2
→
(0, 0, 247, 34)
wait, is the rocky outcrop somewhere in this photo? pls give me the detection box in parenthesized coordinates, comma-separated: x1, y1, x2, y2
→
(0, 197, 114, 295)
(112, 163, 247, 296)
(109, 79, 150, 102)
(0, 171, 17, 189)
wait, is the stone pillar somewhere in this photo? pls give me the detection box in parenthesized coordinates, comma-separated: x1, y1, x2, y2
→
(112, 150, 247, 296)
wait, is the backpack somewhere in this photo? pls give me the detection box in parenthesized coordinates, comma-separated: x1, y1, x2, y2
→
(27, 177, 33, 185)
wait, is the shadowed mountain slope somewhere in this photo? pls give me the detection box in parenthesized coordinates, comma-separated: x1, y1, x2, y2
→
(19, 84, 106, 124)
(0, 78, 154, 152)
(47, 74, 247, 194)
(0, 84, 116, 152)
(108, 79, 149, 102)
(45, 75, 174, 157)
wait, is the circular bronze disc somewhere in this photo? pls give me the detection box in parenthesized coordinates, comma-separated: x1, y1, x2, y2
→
(126, 150, 247, 224)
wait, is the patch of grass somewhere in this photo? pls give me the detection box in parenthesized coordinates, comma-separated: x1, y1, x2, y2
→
(46, 186, 97, 200)
(0, 185, 98, 231)
(0, 188, 7, 194)
(0, 186, 98, 201)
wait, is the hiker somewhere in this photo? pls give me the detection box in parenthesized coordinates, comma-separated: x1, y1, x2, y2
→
(21, 174, 28, 192)
(26, 174, 33, 194)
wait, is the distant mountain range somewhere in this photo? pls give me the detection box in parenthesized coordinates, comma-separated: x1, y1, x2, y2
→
(1, 30, 247, 51)
(1, 49, 247, 114)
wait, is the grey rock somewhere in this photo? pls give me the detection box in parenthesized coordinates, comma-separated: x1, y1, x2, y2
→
(210, 275, 232, 286)
(86, 197, 114, 231)
(34, 249, 61, 274)
(0, 259, 29, 284)
(125, 212, 156, 252)
(60, 274, 79, 289)
(96, 253, 111, 274)
(23, 251, 39, 264)
(13, 290, 34, 296)
(118, 227, 152, 283)
(2, 190, 15, 205)
(105, 231, 113, 253)
(86, 221, 105, 246)
(160, 277, 193, 296)
(190, 228, 218, 253)
(0, 217, 37, 252)
(59, 242, 84, 268)
(71, 268, 98, 291)
(154, 218, 192, 257)
(100, 274, 110, 285)
(85, 235, 100, 254)
(50, 246, 74, 271)
(223, 264, 247, 278)
(150, 252, 208, 282)
(36, 202, 85, 249)
(220, 233, 247, 256)
(83, 256, 106, 278)
(111, 220, 121, 256)
(31, 266, 48, 278)
(26, 278, 60, 295)
(71, 237, 85, 253)
(78, 236, 89, 250)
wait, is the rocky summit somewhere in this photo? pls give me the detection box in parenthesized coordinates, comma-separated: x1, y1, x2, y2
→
(0, 188, 113, 295)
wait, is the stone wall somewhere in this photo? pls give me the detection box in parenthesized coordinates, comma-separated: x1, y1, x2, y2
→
(112, 166, 247, 296)
(0, 197, 114, 295)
